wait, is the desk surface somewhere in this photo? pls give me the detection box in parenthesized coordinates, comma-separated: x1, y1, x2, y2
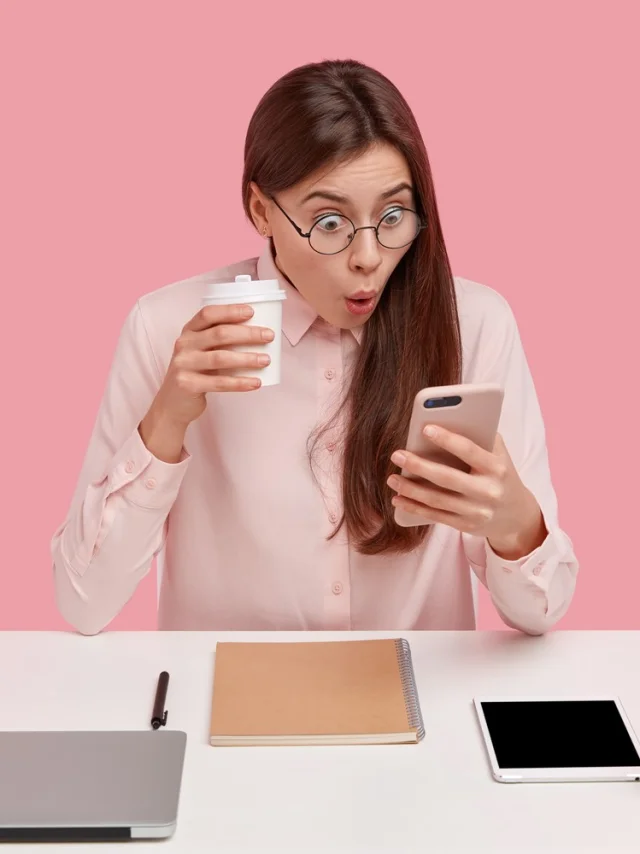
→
(2, 629, 640, 853)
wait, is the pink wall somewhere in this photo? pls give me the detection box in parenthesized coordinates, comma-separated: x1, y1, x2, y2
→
(1, 1, 637, 631)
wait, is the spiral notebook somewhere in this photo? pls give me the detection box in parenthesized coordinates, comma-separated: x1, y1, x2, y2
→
(209, 638, 425, 746)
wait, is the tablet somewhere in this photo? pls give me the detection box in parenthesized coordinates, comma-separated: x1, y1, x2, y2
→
(474, 696, 640, 783)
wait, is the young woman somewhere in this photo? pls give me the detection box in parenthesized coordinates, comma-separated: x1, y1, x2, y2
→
(51, 59, 578, 636)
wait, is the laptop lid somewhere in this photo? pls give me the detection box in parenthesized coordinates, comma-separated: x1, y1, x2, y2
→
(0, 730, 186, 842)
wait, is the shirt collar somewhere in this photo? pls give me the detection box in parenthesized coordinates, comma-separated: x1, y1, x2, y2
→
(256, 242, 363, 347)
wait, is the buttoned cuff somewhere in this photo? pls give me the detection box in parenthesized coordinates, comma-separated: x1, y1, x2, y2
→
(105, 427, 190, 509)
(484, 506, 567, 600)
(486, 524, 557, 576)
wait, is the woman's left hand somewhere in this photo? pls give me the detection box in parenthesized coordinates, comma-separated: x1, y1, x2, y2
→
(388, 425, 547, 559)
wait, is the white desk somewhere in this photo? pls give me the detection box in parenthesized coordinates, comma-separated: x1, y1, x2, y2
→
(2, 629, 640, 853)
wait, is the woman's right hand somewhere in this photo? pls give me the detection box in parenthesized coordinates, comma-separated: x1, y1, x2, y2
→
(145, 303, 274, 431)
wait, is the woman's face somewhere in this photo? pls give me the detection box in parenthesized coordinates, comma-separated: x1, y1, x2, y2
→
(250, 143, 417, 330)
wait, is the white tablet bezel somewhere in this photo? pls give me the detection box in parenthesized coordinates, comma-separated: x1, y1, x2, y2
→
(473, 695, 640, 783)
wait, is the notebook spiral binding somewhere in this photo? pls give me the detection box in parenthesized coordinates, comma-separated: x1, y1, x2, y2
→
(394, 638, 425, 741)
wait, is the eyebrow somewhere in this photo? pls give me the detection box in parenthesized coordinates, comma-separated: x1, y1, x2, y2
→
(300, 181, 414, 205)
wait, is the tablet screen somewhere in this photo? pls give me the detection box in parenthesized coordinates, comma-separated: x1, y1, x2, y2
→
(480, 700, 640, 769)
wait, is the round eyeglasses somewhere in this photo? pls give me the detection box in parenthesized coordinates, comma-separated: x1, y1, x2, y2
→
(270, 197, 426, 256)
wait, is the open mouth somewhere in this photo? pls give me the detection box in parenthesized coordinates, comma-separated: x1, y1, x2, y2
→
(345, 295, 376, 316)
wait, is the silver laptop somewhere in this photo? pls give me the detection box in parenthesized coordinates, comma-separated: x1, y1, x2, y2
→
(0, 730, 187, 842)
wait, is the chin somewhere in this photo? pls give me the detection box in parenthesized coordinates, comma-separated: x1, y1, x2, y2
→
(319, 301, 375, 330)
(331, 306, 368, 329)
(342, 313, 368, 328)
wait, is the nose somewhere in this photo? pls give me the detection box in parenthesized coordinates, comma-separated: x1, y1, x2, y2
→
(347, 226, 383, 274)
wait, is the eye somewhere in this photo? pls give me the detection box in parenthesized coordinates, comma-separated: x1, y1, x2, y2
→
(315, 214, 349, 233)
(380, 207, 405, 227)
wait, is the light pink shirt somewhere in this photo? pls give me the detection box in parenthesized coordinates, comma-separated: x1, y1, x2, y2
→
(51, 245, 578, 635)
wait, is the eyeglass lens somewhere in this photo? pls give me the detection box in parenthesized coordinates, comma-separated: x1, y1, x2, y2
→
(309, 208, 421, 255)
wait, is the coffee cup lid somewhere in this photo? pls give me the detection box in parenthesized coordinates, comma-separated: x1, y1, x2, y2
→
(203, 274, 286, 303)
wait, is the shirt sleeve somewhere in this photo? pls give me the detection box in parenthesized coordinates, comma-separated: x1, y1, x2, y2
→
(461, 293, 579, 635)
(51, 301, 190, 635)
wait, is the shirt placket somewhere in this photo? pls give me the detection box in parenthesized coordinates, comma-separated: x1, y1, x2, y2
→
(315, 324, 351, 630)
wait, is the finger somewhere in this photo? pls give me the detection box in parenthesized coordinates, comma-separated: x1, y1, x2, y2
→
(175, 348, 270, 373)
(176, 323, 274, 354)
(176, 370, 261, 393)
(391, 450, 481, 497)
(204, 374, 262, 392)
(421, 424, 498, 474)
(184, 303, 254, 332)
(391, 495, 461, 529)
(387, 474, 484, 518)
(205, 323, 275, 350)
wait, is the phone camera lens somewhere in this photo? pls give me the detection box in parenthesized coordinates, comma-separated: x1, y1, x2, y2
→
(424, 395, 462, 410)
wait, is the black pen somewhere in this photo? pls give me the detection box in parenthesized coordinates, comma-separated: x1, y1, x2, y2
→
(151, 671, 170, 729)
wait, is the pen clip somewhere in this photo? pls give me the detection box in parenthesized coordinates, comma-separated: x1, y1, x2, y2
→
(151, 670, 170, 730)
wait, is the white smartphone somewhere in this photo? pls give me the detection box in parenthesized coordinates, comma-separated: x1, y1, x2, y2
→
(474, 696, 640, 783)
(393, 383, 504, 528)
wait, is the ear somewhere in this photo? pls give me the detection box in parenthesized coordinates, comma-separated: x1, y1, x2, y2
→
(247, 182, 272, 237)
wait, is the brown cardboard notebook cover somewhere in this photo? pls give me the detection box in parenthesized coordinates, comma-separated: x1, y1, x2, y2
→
(209, 638, 425, 746)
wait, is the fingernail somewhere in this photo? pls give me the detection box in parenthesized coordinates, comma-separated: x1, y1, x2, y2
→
(257, 354, 270, 366)
(261, 329, 275, 342)
(387, 475, 400, 488)
(240, 305, 253, 317)
(424, 425, 437, 438)
(391, 452, 406, 466)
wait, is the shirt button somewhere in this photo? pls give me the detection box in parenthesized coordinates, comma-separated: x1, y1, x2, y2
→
(324, 369, 336, 380)
(329, 512, 338, 524)
(326, 441, 336, 453)
(332, 582, 343, 595)
(124, 460, 135, 474)
(532, 564, 543, 576)
(145, 478, 157, 489)
(502, 565, 513, 574)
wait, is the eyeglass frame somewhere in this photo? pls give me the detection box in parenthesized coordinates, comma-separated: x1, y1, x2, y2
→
(269, 196, 427, 255)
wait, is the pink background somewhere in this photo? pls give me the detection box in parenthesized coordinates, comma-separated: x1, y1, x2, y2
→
(0, 1, 637, 631)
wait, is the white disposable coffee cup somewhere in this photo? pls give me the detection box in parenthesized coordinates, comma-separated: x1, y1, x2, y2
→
(201, 274, 287, 387)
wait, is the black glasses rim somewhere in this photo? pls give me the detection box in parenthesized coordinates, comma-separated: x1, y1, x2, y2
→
(309, 209, 425, 255)
(270, 196, 426, 255)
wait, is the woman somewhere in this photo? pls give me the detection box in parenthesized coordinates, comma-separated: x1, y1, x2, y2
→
(51, 59, 578, 636)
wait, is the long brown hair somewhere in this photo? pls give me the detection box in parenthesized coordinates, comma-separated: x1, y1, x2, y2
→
(242, 59, 462, 555)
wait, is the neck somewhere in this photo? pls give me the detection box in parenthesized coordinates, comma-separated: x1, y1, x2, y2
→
(273, 251, 298, 292)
